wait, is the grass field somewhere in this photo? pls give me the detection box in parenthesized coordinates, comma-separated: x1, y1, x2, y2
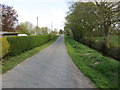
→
(65, 35, 119, 88)
(92, 35, 119, 47)
(2, 37, 58, 74)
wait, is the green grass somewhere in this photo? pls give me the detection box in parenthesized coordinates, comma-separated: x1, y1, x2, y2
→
(2, 37, 58, 74)
(92, 35, 119, 47)
(65, 35, 119, 88)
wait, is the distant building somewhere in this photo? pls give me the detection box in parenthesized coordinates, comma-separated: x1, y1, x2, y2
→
(0, 32, 19, 36)
(18, 34, 27, 36)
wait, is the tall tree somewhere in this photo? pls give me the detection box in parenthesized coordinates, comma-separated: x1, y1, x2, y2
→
(59, 29, 64, 34)
(41, 27, 48, 34)
(1, 4, 18, 32)
(65, 1, 119, 48)
(18, 21, 33, 35)
(65, 2, 97, 41)
(95, 1, 120, 48)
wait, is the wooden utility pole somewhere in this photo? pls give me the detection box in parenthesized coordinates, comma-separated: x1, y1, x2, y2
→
(51, 22, 52, 32)
(36, 17, 38, 34)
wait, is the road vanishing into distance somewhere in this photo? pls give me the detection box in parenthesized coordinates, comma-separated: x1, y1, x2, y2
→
(2, 35, 95, 88)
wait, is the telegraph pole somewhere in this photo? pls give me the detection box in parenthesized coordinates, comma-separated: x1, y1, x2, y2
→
(51, 22, 52, 32)
(36, 17, 38, 34)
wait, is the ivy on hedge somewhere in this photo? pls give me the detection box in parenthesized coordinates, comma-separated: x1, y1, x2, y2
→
(0, 37, 10, 58)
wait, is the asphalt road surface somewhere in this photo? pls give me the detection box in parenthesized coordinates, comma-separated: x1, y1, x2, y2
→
(2, 35, 95, 88)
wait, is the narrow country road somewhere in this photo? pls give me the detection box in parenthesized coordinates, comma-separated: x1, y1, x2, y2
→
(2, 35, 94, 88)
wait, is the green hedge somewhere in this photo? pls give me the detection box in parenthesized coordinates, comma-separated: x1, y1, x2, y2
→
(6, 34, 57, 56)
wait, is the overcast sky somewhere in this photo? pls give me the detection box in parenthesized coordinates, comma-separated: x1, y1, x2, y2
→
(1, 0, 70, 30)
(1, 0, 118, 30)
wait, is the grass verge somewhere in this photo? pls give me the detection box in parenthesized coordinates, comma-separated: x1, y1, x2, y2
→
(65, 35, 119, 88)
(2, 37, 58, 74)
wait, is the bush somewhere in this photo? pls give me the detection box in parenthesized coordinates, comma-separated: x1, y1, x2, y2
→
(107, 47, 120, 61)
(6, 34, 57, 56)
(0, 37, 10, 58)
(79, 38, 119, 61)
(49, 34, 57, 40)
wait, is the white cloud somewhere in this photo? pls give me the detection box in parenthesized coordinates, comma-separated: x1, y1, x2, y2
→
(16, 7, 66, 30)
(15, 8, 36, 25)
(1, 0, 66, 4)
(51, 9, 66, 30)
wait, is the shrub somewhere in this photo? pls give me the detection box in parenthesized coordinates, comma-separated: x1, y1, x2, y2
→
(0, 37, 10, 58)
(79, 38, 119, 61)
(6, 34, 57, 56)
(107, 47, 120, 61)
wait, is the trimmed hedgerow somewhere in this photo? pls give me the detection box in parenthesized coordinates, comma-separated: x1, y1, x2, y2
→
(6, 34, 57, 56)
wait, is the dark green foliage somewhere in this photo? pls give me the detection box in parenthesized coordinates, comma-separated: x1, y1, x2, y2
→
(79, 37, 120, 61)
(59, 29, 64, 34)
(92, 35, 120, 47)
(107, 47, 120, 61)
(64, 1, 119, 61)
(65, 35, 119, 88)
(6, 34, 57, 56)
